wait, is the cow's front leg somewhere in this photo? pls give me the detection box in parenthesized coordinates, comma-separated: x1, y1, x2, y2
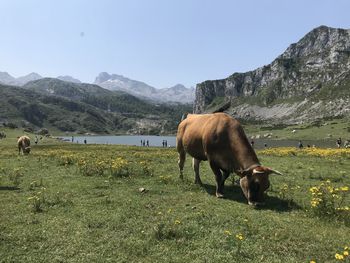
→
(209, 161, 224, 198)
(192, 158, 202, 185)
(220, 171, 230, 193)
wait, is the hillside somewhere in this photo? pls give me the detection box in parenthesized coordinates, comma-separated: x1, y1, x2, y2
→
(194, 26, 350, 124)
(0, 81, 191, 134)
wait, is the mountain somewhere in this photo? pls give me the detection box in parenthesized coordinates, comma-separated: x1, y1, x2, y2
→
(194, 25, 350, 124)
(16, 72, 42, 85)
(0, 72, 16, 85)
(94, 72, 194, 103)
(94, 72, 157, 98)
(0, 78, 191, 134)
(157, 84, 195, 103)
(57, 75, 81, 83)
(0, 72, 42, 86)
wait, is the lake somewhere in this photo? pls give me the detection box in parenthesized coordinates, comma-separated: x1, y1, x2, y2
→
(59, 135, 337, 149)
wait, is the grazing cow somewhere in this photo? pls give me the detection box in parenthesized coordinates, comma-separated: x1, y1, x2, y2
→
(176, 113, 281, 206)
(17, 136, 31, 155)
(0, 131, 6, 139)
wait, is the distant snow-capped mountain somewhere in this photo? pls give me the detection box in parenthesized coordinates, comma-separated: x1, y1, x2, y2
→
(94, 72, 194, 103)
(0, 72, 42, 86)
(57, 75, 82, 83)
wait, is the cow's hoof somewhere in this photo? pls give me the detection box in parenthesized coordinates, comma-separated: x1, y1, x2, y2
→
(216, 193, 224, 198)
(194, 180, 203, 186)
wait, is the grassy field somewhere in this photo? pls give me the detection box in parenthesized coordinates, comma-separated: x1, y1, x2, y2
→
(244, 118, 350, 141)
(0, 130, 349, 262)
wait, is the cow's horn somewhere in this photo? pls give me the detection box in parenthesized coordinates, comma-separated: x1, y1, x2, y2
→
(252, 168, 265, 174)
(269, 169, 283, 175)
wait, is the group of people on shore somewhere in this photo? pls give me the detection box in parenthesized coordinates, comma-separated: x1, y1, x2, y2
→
(297, 137, 350, 149)
(336, 137, 350, 148)
(140, 140, 149, 147)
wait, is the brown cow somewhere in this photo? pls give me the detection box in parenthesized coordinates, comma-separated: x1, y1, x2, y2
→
(176, 113, 281, 206)
(17, 136, 31, 155)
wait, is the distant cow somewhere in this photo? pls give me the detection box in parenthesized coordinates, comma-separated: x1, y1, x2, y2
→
(176, 113, 281, 206)
(0, 131, 6, 139)
(17, 136, 31, 155)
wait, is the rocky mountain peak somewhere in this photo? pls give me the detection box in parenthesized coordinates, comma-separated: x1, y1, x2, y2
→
(94, 72, 112, 84)
(194, 25, 350, 123)
(0, 71, 16, 84)
(280, 26, 350, 59)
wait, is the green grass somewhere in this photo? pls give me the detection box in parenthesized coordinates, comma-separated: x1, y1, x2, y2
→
(0, 130, 349, 262)
(244, 118, 350, 140)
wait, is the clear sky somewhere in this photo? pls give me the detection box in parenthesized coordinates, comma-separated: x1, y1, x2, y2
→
(0, 0, 349, 88)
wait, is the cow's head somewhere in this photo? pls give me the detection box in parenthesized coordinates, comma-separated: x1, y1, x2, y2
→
(239, 166, 282, 206)
(24, 146, 31, 154)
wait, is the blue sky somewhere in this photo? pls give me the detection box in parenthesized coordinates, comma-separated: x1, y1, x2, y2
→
(0, 0, 349, 88)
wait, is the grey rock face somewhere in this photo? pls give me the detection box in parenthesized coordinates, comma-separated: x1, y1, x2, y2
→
(194, 26, 350, 123)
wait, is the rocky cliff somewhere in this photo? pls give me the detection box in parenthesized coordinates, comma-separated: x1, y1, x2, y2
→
(194, 26, 350, 123)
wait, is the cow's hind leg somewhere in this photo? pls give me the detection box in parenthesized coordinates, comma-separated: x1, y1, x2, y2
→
(192, 158, 203, 185)
(178, 151, 186, 180)
(209, 161, 224, 198)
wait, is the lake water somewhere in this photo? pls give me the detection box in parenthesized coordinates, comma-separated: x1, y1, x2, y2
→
(59, 135, 337, 149)
(60, 135, 177, 148)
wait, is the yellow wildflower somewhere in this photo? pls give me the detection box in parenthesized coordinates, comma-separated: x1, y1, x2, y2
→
(224, 230, 232, 236)
(344, 251, 349, 256)
(340, 186, 349, 192)
(335, 253, 344, 260)
(174, 220, 181, 225)
(235, 233, 244, 241)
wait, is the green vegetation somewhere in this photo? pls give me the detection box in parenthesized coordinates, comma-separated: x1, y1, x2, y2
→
(0, 82, 192, 135)
(244, 118, 350, 140)
(0, 130, 349, 262)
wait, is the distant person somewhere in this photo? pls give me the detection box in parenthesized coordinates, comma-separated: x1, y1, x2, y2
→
(298, 140, 303, 149)
(84, 139, 87, 144)
(344, 140, 350, 148)
(146, 140, 149, 147)
(307, 144, 311, 148)
(336, 137, 342, 148)
(35, 136, 38, 145)
(165, 140, 168, 147)
(71, 136, 74, 143)
(250, 140, 255, 148)
(143, 140, 145, 147)
(162, 140, 165, 147)
(264, 143, 268, 148)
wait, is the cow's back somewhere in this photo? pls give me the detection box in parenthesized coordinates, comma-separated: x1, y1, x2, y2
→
(18, 136, 30, 147)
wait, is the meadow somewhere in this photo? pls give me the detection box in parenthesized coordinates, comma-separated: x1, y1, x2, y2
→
(0, 130, 349, 262)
